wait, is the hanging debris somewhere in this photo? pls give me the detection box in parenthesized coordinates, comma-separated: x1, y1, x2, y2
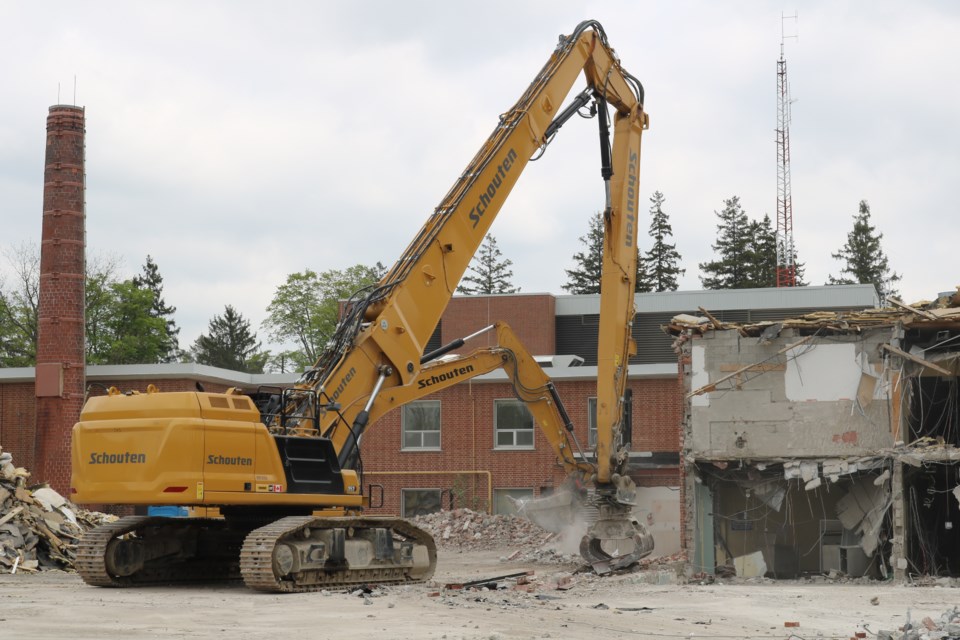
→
(0, 447, 117, 572)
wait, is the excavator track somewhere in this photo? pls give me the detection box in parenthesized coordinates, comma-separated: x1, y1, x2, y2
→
(239, 516, 436, 593)
(76, 516, 245, 587)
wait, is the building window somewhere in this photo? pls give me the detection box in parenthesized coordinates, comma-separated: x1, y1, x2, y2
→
(402, 489, 442, 518)
(588, 397, 598, 448)
(494, 399, 534, 449)
(587, 397, 623, 449)
(402, 400, 441, 450)
(493, 488, 534, 515)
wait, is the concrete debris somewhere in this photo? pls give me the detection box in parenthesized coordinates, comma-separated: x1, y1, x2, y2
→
(414, 508, 554, 553)
(836, 476, 892, 556)
(733, 550, 767, 578)
(895, 606, 960, 640)
(0, 446, 116, 572)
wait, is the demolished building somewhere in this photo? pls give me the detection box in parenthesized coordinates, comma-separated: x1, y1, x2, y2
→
(671, 290, 960, 581)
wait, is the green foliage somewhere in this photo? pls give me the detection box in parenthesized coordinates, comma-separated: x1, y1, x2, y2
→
(643, 191, 685, 292)
(0, 244, 39, 367)
(1, 246, 174, 366)
(132, 255, 182, 362)
(699, 196, 753, 289)
(565, 211, 653, 295)
(262, 263, 385, 371)
(457, 234, 519, 295)
(745, 214, 778, 288)
(86, 281, 168, 365)
(828, 200, 901, 301)
(563, 212, 604, 295)
(192, 305, 268, 373)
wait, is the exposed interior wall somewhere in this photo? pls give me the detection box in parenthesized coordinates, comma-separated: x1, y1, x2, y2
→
(704, 468, 891, 578)
(687, 329, 894, 458)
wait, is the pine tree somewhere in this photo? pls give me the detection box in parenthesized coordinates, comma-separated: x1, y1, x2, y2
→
(828, 200, 901, 300)
(132, 255, 182, 362)
(457, 234, 519, 294)
(699, 196, 752, 289)
(191, 305, 268, 373)
(643, 191, 685, 292)
(634, 250, 654, 293)
(745, 214, 778, 288)
(563, 213, 604, 295)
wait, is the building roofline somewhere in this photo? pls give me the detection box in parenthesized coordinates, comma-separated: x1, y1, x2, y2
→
(556, 284, 880, 315)
(0, 362, 675, 387)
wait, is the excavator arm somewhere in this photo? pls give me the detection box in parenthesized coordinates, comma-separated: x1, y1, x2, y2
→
(287, 22, 648, 484)
(376, 321, 594, 479)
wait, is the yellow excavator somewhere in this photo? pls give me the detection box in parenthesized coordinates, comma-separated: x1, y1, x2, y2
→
(71, 19, 651, 591)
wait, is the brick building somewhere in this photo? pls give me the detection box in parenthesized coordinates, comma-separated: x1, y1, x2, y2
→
(1, 284, 878, 557)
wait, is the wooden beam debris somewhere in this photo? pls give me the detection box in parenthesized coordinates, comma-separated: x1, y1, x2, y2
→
(881, 343, 953, 376)
(887, 298, 939, 321)
(698, 306, 724, 330)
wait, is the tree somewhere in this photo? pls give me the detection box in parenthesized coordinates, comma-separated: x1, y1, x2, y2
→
(192, 305, 268, 373)
(132, 255, 182, 362)
(745, 214, 778, 288)
(828, 200, 901, 300)
(457, 234, 519, 294)
(699, 196, 752, 289)
(86, 281, 168, 365)
(262, 263, 385, 371)
(564, 212, 651, 295)
(563, 213, 604, 295)
(643, 191, 685, 292)
(0, 244, 40, 367)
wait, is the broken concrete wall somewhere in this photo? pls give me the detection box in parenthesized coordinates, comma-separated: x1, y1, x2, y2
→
(688, 329, 893, 458)
(633, 486, 681, 556)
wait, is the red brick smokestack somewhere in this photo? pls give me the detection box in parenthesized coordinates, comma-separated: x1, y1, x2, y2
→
(35, 105, 86, 494)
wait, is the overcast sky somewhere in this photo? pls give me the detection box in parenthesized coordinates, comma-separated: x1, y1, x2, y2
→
(2, 1, 958, 354)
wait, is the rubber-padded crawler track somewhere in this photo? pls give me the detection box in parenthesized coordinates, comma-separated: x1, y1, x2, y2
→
(240, 516, 437, 593)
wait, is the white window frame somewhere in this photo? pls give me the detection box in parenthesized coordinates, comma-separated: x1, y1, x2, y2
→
(493, 399, 535, 450)
(401, 400, 442, 451)
(588, 396, 598, 448)
(588, 396, 624, 450)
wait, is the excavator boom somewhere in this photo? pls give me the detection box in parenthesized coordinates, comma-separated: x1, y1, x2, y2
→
(71, 20, 652, 590)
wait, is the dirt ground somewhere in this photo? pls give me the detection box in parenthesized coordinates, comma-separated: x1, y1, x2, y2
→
(0, 549, 956, 640)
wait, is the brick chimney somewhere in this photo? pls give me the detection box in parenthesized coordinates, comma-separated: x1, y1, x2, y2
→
(35, 105, 86, 494)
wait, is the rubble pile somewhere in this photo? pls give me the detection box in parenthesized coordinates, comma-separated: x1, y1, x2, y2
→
(0, 447, 116, 573)
(509, 546, 582, 565)
(413, 508, 555, 552)
(878, 606, 960, 640)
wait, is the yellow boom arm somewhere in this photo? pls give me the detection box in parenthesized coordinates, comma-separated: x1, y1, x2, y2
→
(291, 21, 646, 485)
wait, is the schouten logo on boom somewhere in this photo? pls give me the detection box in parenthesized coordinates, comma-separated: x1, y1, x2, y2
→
(468, 148, 518, 228)
(206, 454, 253, 466)
(417, 364, 475, 389)
(89, 452, 146, 464)
(330, 367, 356, 403)
(624, 148, 639, 247)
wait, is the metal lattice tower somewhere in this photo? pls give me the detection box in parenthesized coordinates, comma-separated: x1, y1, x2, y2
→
(776, 15, 797, 287)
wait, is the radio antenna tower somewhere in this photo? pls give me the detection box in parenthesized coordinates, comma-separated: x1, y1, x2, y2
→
(776, 12, 798, 287)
